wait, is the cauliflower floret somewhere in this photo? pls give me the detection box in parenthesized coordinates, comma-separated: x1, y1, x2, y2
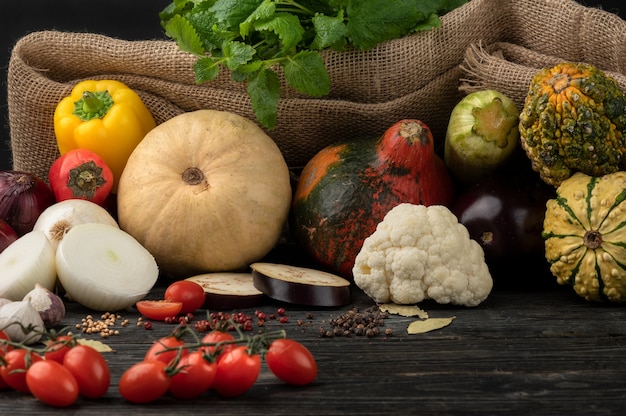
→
(353, 203, 493, 307)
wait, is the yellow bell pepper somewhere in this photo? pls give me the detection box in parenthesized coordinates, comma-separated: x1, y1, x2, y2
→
(53, 79, 156, 193)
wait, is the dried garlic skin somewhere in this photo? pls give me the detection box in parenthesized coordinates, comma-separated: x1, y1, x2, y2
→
(543, 171, 626, 302)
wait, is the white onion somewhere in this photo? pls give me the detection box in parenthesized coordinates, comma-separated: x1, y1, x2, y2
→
(0, 230, 56, 300)
(33, 199, 119, 252)
(56, 223, 159, 311)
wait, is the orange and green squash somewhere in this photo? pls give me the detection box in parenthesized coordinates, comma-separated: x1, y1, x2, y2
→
(291, 119, 455, 277)
(519, 62, 626, 187)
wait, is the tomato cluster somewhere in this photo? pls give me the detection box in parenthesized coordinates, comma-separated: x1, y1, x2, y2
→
(119, 328, 318, 403)
(0, 331, 110, 407)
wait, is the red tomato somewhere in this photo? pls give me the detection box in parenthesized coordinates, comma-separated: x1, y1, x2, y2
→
(26, 360, 79, 407)
(0, 331, 11, 390)
(48, 148, 114, 206)
(136, 300, 183, 321)
(0, 330, 13, 357)
(0, 349, 43, 393)
(119, 360, 171, 403)
(169, 350, 216, 399)
(164, 280, 206, 314)
(265, 339, 317, 386)
(43, 335, 75, 363)
(63, 345, 110, 399)
(213, 345, 261, 397)
(144, 335, 188, 365)
(199, 330, 236, 360)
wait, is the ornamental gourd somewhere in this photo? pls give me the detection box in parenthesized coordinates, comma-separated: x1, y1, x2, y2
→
(519, 62, 626, 187)
(291, 119, 455, 278)
(116, 110, 292, 279)
(543, 171, 626, 302)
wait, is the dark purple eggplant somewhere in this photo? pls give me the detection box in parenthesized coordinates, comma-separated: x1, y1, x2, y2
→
(451, 174, 556, 287)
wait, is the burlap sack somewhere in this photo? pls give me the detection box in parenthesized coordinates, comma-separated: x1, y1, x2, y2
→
(7, 0, 626, 183)
(461, 41, 626, 109)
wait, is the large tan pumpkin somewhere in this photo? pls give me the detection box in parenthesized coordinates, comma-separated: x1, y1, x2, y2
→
(116, 110, 292, 279)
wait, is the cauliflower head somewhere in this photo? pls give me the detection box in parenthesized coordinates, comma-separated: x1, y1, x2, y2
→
(352, 203, 493, 307)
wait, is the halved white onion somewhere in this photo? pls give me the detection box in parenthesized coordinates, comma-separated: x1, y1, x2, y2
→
(0, 230, 56, 300)
(56, 223, 158, 311)
(33, 199, 119, 252)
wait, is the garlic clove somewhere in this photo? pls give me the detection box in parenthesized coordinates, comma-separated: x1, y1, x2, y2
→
(23, 283, 66, 329)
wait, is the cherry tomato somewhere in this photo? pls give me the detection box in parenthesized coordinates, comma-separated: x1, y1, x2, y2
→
(48, 148, 114, 206)
(144, 335, 188, 365)
(119, 360, 170, 403)
(199, 330, 236, 360)
(0, 329, 12, 357)
(0, 331, 11, 390)
(265, 339, 317, 386)
(26, 360, 79, 407)
(213, 345, 261, 397)
(165, 280, 206, 314)
(169, 350, 216, 399)
(43, 335, 75, 363)
(136, 300, 183, 321)
(0, 349, 43, 393)
(63, 345, 110, 399)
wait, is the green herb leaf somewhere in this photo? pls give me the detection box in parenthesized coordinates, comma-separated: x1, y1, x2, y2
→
(194, 57, 221, 83)
(310, 12, 347, 50)
(211, 0, 264, 29)
(284, 50, 329, 96)
(164, 14, 206, 56)
(248, 68, 281, 129)
(240, 0, 276, 38)
(346, 0, 423, 50)
(222, 40, 257, 69)
(254, 13, 305, 52)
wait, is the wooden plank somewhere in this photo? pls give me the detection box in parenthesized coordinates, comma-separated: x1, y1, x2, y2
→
(0, 282, 624, 415)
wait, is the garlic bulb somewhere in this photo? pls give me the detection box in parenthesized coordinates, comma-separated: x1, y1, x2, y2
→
(23, 284, 66, 328)
(0, 300, 45, 344)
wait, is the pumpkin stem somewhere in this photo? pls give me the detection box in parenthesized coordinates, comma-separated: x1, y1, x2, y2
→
(399, 121, 427, 145)
(182, 167, 206, 186)
(583, 230, 603, 249)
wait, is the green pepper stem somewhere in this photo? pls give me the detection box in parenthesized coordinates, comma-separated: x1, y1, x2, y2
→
(81, 91, 104, 113)
(72, 90, 114, 121)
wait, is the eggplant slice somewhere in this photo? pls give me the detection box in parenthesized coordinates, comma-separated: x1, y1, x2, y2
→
(250, 262, 351, 307)
(185, 272, 265, 310)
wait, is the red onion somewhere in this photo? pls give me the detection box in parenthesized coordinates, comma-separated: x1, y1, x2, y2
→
(0, 171, 56, 236)
(0, 218, 18, 253)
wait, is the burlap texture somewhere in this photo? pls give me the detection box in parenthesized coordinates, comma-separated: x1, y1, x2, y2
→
(7, 0, 626, 182)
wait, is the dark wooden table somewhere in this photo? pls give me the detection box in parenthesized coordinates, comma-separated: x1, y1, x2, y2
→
(1, 264, 624, 416)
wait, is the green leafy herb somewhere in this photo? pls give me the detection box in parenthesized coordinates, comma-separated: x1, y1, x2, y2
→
(160, 0, 467, 129)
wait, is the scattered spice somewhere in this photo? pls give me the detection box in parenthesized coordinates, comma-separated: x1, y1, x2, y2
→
(75, 312, 130, 338)
(193, 308, 292, 333)
(319, 306, 392, 338)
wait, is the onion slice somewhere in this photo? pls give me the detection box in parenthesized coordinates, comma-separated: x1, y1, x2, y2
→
(250, 262, 351, 307)
(186, 272, 265, 310)
(33, 199, 119, 252)
(0, 230, 56, 300)
(56, 223, 158, 311)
